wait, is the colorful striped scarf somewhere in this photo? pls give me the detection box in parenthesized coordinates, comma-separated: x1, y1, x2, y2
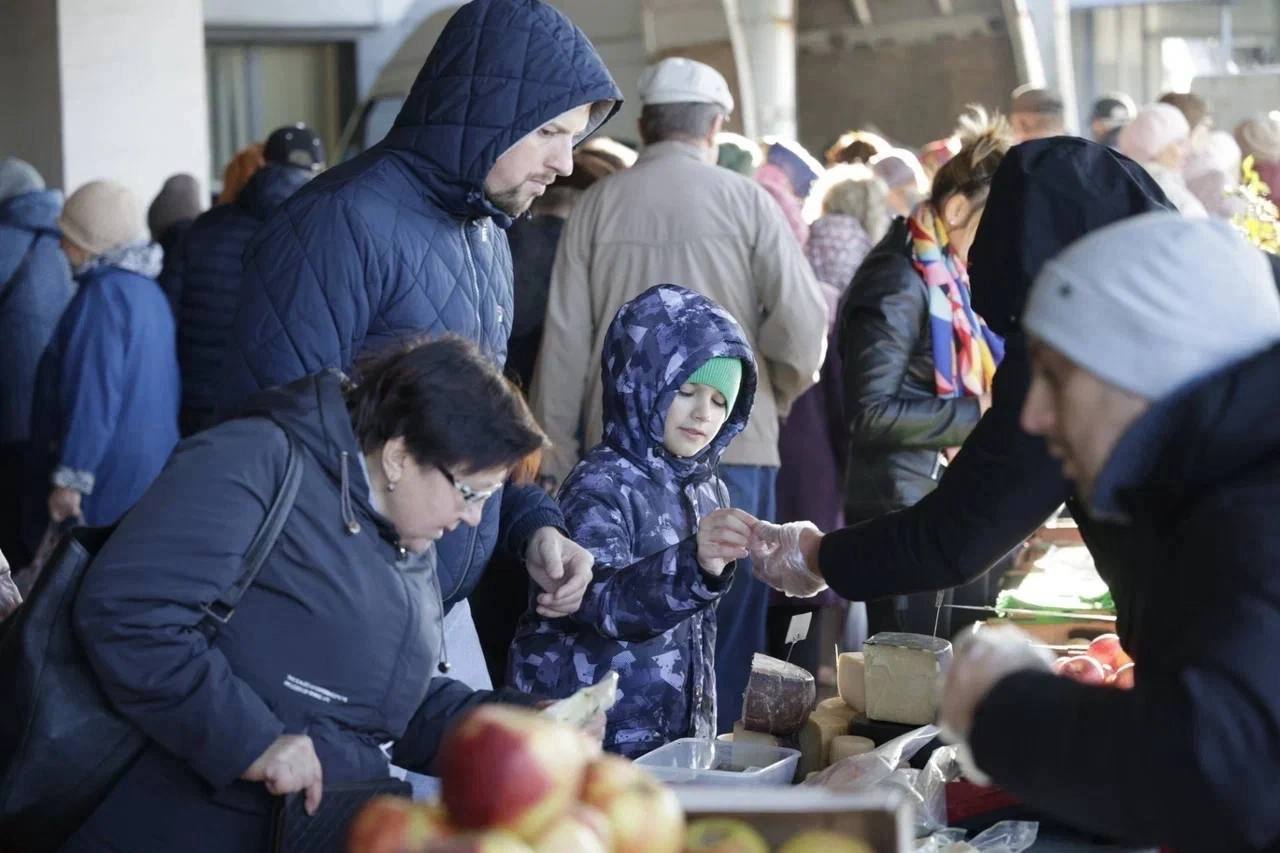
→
(907, 203, 1004, 397)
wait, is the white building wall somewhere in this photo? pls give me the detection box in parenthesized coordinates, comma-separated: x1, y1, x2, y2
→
(57, 0, 211, 204)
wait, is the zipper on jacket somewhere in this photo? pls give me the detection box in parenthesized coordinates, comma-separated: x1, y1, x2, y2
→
(459, 222, 482, 327)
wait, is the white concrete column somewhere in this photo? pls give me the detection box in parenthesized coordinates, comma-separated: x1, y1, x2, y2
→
(0, 0, 210, 205)
(733, 0, 796, 140)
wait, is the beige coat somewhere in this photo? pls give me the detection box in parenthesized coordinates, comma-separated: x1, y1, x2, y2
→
(530, 140, 827, 480)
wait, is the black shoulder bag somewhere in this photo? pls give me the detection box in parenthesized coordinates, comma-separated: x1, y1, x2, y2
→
(0, 428, 304, 852)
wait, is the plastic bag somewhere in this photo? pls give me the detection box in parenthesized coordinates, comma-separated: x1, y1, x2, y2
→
(803, 724, 938, 791)
(915, 822, 1039, 853)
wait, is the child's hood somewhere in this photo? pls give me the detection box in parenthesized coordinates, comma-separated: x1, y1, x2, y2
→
(599, 284, 757, 473)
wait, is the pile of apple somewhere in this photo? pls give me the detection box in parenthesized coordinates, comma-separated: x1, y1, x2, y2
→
(348, 705, 685, 853)
(1050, 632, 1134, 689)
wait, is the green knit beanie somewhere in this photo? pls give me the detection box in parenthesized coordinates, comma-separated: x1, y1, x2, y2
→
(686, 357, 743, 413)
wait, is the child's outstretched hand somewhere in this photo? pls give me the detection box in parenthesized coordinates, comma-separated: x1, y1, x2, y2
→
(696, 508, 756, 577)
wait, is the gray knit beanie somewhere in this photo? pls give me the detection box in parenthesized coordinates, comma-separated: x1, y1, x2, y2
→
(1024, 212, 1280, 401)
(0, 157, 45, 204)
(59, 180, 147, 257)
(147, 173, 203, 240)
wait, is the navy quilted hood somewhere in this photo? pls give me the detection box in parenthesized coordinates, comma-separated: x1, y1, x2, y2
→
(600, 284, 757, 477)
(969, 137, 1173, 337)
(384, 0, 622, 226)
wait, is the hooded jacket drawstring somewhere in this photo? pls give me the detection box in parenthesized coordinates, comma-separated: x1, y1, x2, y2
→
(339, 451, 361, 535)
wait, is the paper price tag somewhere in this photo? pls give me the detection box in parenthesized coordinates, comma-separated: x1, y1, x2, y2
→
(784, 612, 813, 645)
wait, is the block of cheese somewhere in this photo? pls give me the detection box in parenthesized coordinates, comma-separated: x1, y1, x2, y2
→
(829, 735, 876, 763)
(797, 706, 854, 777)
(837, 652, 867, 713)
(863, 632, 953, 726)
(741, 653, 816, 736)
(732, 721, 782, 748)
(816, 696, 854, 717)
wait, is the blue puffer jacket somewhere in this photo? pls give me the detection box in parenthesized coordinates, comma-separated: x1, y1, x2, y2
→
(171, 164, 313, 434)
(28, 244, 179, 530)
(69, 372, 531, 852)
(220, 0, 621, 605)
(0, 190, 73, 445)
(510, 285, 758, 757)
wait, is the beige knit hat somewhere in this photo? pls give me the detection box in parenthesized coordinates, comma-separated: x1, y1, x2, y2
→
(58, 180, 146, 256)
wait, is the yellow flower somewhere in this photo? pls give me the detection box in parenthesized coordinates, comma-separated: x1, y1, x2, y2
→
(1231, 156, 1280, 254)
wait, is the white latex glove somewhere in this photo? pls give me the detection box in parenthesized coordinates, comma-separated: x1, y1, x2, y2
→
(0, 547, 20, 621)
(938, 625, 1053, 783)
(747, 520, 828, 598)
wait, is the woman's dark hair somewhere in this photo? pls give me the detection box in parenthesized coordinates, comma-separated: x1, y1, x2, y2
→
(929, 106, 1014, 213)
(346, 336, 547, 474)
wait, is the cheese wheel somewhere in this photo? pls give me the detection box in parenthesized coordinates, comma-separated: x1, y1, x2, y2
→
(797, 709, 852, 777)
(741, 653, 816, 736)
(732, 721, 782, 748)
(817, 696, 854, 717)
(863, 632, 953, 726)
(837, 652, 867, 713)
(829, 735, 876, 763)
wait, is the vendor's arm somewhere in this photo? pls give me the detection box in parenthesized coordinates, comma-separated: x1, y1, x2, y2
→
(968, 504, 1280, 851)
(73, 421, 291, 790)
(816, 335, 1069, 601)
(564, 485, 733, 642)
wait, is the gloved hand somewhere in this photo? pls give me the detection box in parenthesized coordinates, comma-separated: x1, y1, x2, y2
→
(939, 625, 1053, 764)
(747, 520, 828, 598)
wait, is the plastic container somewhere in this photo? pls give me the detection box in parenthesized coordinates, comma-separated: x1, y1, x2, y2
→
(634, 737, 800, 786)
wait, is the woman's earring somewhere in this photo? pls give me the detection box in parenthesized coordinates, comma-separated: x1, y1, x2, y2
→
(387, 481, 397, 492)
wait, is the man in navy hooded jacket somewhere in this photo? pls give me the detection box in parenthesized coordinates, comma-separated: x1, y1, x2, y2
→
(219, 0, 623, 622)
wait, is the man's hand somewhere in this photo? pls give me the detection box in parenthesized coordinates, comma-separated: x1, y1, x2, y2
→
(48, 486, 82, 524)
(525, 527, 594, 618)
(241, 734, 323, 815)
(0, 548, 21, 621)
(696, 509, 754, 577)
(939, 625, 1052, 742)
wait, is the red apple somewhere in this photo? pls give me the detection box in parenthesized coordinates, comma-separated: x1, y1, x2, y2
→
(423, 830, 533, 852)
(579, 754, 647, 809)
(1112, 662, 1136, 690)
(1087, 633, 1132, 671)
(438, 706, 589, 841)
(348, 796, 451, 853)
(599, 774, 685, 853)
(564, 804, 611, 849)
(529, 815, 608, 853)
(1054, 655, 1107, 685)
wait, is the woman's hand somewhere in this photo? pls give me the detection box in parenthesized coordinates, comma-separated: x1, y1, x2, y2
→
(526, 527, 595, 618)
(48, 486, 82, 523)
(696, 509, 754, 576)
(242, 734, 323, 815)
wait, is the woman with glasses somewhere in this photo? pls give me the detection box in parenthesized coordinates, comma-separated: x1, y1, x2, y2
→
(64, 336, 548, 852)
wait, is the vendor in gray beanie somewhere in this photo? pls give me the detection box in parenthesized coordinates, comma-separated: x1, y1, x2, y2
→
(1023, 211, 1280, 403)
(1020, 210, 1280, 507)
(935, 211, 1280, 852)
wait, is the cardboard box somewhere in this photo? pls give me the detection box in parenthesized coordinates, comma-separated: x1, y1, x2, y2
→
(675, 785, 913, 852)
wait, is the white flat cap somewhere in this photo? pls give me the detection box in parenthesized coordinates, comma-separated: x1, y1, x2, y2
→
(637, 57, 734, 114)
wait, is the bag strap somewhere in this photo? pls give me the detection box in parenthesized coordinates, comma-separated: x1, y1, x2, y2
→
(197, 427, 304, 638)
